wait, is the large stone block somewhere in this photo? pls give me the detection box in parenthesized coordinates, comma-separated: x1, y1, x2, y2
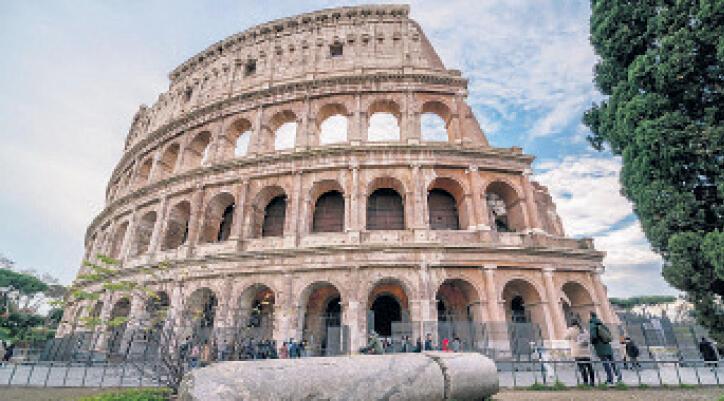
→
(179, 353, 498, 401)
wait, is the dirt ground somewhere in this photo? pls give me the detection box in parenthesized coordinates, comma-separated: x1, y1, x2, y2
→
(494, 387, 723, 401)
(0, 387, 721, 401)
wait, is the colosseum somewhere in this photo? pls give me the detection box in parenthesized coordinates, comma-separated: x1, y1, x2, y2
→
(60, 4, 617, 358)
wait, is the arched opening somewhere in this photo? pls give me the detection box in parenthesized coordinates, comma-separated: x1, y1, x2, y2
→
(235, 284, 275, 342)
(163, 201, 190, 249)
(561, 282, 596, 326)
(158, 143, 180, 178)
(145, 291, 170, 330)
(262, 195, 287, 237)
(502, 279, 548, 356)
(135, 158, 153, 186)
(318, 104, 348, 145)
(421, 101, 452, 142)
(133, 211, 157, 255)
(108, 298, 131, 355)
(367, 100, 401, 142)
(312, 191, 345, 233)
(110, 222, 128, 259)
(224, 118, 252, 158)
(436, 279, 483, 351)
(183, 131, 212, 169)
(271, 111, 297, 151)
(184, 288, 218, 343)
(428, 189, 459, 230)
(485, 181, 526, 232)
(200, 193, 236, 243)
(300, 282, 343, 356)
(367, 188, 404, 230)
(367, 279, 409, 338)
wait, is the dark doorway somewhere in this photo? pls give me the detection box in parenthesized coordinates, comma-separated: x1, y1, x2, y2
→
(366, 188, 404, 230)
(371, 295, 401, 336)
(511, 296, 527, 323)
(313, 191, 345, 233)
(217, 204, 235, 241)
(325, 296, 341, 327)
(428, 189, 459, 230)
(262, 195, 287, 237)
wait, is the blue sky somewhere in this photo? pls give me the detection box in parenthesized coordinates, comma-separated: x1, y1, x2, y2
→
(0, 1, 678, 297)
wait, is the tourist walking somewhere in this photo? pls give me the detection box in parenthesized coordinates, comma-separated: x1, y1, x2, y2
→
(565, 318, 594, 387)
(414, 337, 423, 353)
(589, 312, 621, 384)
(424, 333, 434, 351)
(189, 342, 201, 369)
(451, 337, 461, 352)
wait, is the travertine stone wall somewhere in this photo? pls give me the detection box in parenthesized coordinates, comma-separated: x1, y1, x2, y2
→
(61, 5, 616, 351)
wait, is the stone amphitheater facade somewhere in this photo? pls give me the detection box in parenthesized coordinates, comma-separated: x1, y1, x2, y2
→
(60, 4, 616, 354)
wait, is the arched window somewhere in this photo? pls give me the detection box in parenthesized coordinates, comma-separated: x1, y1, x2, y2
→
(318, 104, 349, 145)
(164, 201, 190, 249)
(217, 204, 234, 242)
(312, 191, 345, 233)
(200, 193, 236, 243)
(134, 211, 157, 255)
(428, 189, 459, 230)
(262, 195, 287, 237)
(485, 181, 525, 232)
(135, 158, 153, 186)
(367, 100, 401, 142)
(270, 111, 297, 151)
(158, 143, 180, 178)
(366, 188, 404, 230)
(183, 131, 212, 169)
(421, 101, 452, 142)
(110, 222, 128, 259)
(235, 131, 251, 156)
(225, 118, 252, 158)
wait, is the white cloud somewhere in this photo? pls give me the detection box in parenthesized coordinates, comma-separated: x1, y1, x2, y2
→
(319, 114, 348, 145)
(367, 113, 400, 142)
(534, 156, 631, 237)
(274, 122, 297, 150)
(421, 113, 448, 142)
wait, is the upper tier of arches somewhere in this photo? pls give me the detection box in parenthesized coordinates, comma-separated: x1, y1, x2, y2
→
(109, 94, 488, 203)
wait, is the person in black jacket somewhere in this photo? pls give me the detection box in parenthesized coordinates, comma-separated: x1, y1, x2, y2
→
(623, 337, 641, 369)
(699, 337, 719, 370)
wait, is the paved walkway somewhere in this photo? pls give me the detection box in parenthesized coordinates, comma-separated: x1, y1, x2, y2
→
(494, 388, 723, 401)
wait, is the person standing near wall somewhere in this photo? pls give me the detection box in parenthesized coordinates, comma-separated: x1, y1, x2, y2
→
(589, 312, 621, 385)
(565, 318, 594, 387)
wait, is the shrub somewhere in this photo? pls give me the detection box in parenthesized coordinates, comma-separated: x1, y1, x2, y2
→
(79, 388, 171, 401)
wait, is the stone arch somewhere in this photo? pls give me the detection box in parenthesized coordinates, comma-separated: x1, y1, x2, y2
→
(157, 143, 180, 179)
(561, 281, 596, 327)
(110, 221, 128, 259)
(163, 200, 191, 250)
(365, 177, 406, 230)
(427, 177, 468, 230)
(182, 131, 212, 169)
(367, 99, 401, 142)
(310, 179, 345, 233)
(234, 283, 276, 341)
(435, 278, 483, 322)
(107, 297, 131, 355)
(317, 103, 349, 145)
(484, 180, 526, 232)
(298, 281, 344, 355)
(421, 101, 452, 142)
(183, 287, 218, 342)
(367, 277, 411, 337)
(248, 185, 288, 238)
(270, 110, 297, 151)
(135, 157, 153, 186)
(145, 291, 170, 330)
(500, 277, 549, 343)
(223, 117, 253, 158)
(200, 192, 236, 243)
(133, 211, 157, 255)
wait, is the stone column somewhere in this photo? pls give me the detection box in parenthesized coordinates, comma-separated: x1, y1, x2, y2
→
(285, 172, 303, 247)
(483, 264, 503, 322)
(185, 186, 206, 256)
(148, 196, 169, 255)
(349, 94, 363, 145)
(120, 210, 139, 261)
(230, 180, 249, 247)
(542, 267, 566, 341)
(522, 170, 544, 233)
(591, 267, 617, 324)
(410, 164, 425, 230)
(467, 166, 486, 230)
(148, 149, 163, 182)
(250, 105, 264, 155)
(296, 97, 310, 150)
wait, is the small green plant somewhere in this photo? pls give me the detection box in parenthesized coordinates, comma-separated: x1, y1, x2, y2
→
(596, 382, 609, 390)
(679, 383, 696, 389)
(526, 381, 568, 391)
(551, 380, 567, 391)
(614, 382, 628, 390)
(79, 387, 171, 401)
(638, 383, 649, 389)
(527, 382, 549, 391)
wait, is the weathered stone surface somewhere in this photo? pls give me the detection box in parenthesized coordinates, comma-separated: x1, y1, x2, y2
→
(179, 353, 498, 401)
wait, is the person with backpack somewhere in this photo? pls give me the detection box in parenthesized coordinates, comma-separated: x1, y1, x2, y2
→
(565, 318, 594, 386)
(699, 337, 719, 371)
(589, 311, 621, 384)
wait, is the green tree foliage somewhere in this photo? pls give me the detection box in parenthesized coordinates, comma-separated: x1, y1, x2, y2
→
(609, 295, 678, 309)
(585, 1, 724, 342)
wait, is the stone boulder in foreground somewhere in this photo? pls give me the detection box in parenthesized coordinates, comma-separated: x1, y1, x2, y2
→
(179, 352, 498, 401)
